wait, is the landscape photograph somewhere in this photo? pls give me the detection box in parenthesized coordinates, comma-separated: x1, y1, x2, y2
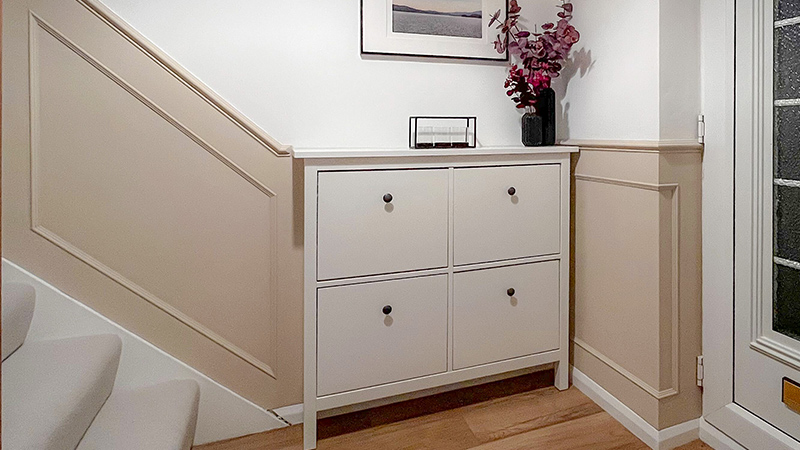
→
(392, 0, 483, 38)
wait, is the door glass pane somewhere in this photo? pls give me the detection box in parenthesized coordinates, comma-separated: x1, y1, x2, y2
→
(776, 0, 800, 22)
(775, 185, 800, 261)
(774, 8, 800, 341)
(775, 23, 800, 100)
(775, 106, 800, 179)
(775, 264, 800, 340)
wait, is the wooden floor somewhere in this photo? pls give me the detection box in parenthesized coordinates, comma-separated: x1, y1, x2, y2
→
(195, 371, 713, 450)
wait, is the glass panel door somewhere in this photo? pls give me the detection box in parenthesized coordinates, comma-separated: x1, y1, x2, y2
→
(734, 0, 800, 441)
(773, 2, 800, 341)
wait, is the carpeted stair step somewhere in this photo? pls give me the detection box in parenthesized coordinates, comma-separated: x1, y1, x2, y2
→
(1, 282, 36, 361)
(77, 379, 200, 450)
(1, 334, 122, 450)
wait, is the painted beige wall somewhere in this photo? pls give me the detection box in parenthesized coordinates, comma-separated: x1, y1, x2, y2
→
(569, 142, 703, 430)
(2, 0, 303, 409)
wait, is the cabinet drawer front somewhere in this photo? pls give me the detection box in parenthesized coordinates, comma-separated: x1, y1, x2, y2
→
(453, 165, 560, 265)
(317, 275, 448, 396)
(317, 169, 449, 280)
(453, 261, 560, 370)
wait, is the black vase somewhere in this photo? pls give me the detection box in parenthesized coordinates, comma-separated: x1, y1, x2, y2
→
(521, 113, 543, 146)
(539, 88, 556, 146)
(520, 88, 556, 147)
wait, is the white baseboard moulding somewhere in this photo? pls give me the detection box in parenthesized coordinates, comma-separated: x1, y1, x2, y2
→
(2, 259, 287, 445)
(571, 366, 700, 450)
(272, 403, 304, 425)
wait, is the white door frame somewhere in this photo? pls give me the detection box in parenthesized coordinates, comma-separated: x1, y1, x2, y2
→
(701, 0, 800, 448)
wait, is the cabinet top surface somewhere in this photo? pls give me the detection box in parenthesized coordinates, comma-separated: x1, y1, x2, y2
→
(290, 145, 579, 159)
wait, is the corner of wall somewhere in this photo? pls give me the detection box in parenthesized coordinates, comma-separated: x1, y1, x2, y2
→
(568, 0, 704, 431)
(571, 144, 703, 432)
(658, 0, 702, 141)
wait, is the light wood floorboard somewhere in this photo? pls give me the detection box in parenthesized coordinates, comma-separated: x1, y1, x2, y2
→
(675, 441, 714, 450)
(195, 372, 710, 450)
(470, 411, 648, 450)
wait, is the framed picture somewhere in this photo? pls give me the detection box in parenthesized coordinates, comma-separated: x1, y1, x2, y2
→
(361, 0, 509, 61)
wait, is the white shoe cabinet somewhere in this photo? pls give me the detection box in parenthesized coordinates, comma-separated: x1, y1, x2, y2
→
(293, 146, 578, 449)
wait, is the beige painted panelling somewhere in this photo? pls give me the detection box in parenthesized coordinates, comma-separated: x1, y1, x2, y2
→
(3, 0, 303, 408)
(657, 152, 703, 430)
(574, 177, 662, 389)
(573, 343, 660, 427)
(33, 21, 276, 369)
(571, 144, 702, 430)
(569, 148, 661, 184)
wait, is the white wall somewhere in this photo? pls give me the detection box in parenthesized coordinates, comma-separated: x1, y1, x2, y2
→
(554, 0, 701, 142)
(552, 0, 662, 141)
(99, 0, 537, 149)
(98, 0, 698, 147)
(659, 0, 702, 140)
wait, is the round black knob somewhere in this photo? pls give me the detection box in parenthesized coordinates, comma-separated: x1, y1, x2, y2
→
(383, 193, 393, 203)
(507, 288, 515, 297)
(382, 305, 393, 315)
(508, 187, 516, 196)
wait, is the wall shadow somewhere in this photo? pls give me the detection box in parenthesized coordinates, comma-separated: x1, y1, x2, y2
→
(554, 47, 595, 141)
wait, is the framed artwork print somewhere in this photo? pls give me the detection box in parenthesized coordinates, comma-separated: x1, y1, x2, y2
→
(361, 0, 509, 61)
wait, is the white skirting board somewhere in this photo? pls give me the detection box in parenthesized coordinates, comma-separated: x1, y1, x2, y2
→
(2, 259, 287, 445)
(571, 367, 699, 449)
(273, 403, 304, 425)
(698, 418, 748, 450)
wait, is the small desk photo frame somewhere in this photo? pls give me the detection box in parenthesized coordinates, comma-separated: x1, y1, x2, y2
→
(410, 116, 477, 149)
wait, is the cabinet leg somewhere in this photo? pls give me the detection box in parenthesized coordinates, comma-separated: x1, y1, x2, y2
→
(303, 408, 317, 449)
(555, 360, 570, 390)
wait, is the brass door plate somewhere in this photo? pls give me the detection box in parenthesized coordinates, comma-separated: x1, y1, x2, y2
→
(782, 377, 800, 414)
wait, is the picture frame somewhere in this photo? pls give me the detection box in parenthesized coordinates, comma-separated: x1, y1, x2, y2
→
(361, 0, 509, 61)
